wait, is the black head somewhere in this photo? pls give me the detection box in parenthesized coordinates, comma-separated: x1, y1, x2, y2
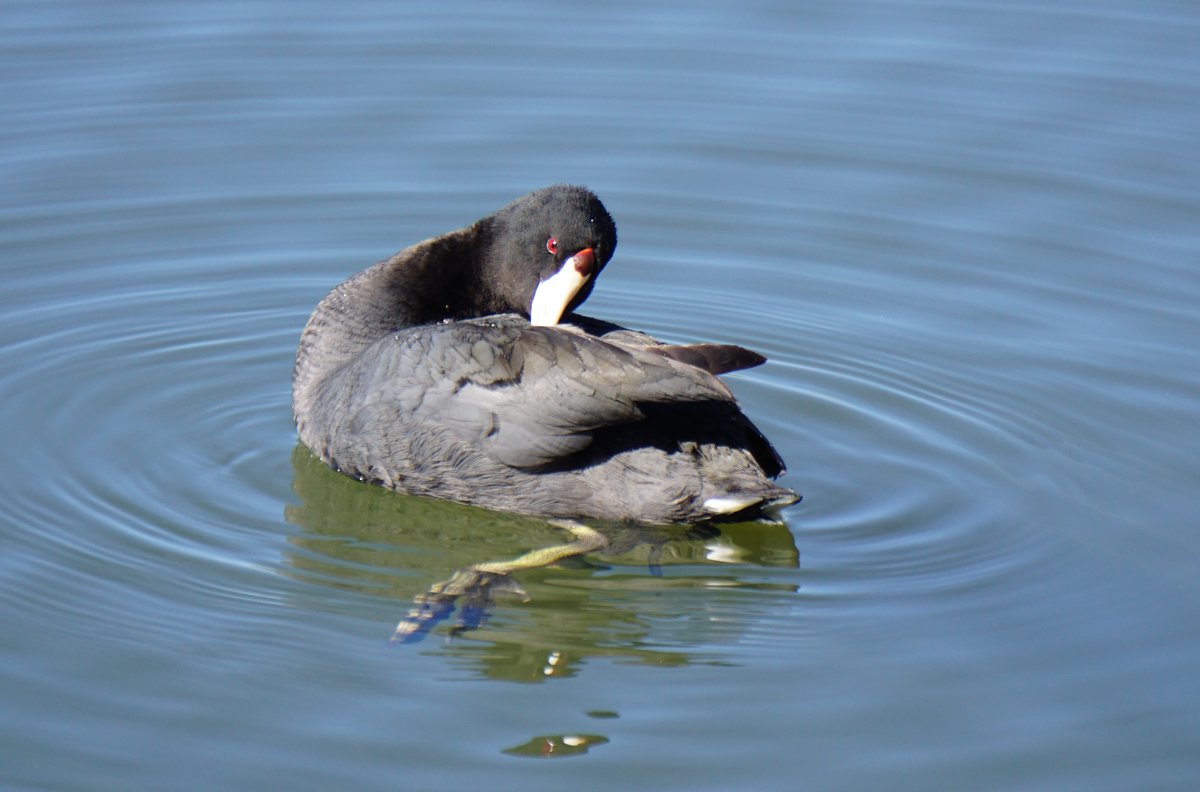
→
(477, 185, 617, 322)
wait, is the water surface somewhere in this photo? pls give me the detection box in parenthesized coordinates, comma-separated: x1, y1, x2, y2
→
(3, 1, 1198, 790)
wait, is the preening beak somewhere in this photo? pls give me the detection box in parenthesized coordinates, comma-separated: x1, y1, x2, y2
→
(529, 248, 596, 326)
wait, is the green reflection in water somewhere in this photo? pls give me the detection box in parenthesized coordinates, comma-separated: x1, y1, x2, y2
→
(502, 733, 610, 759)
(285, 444, 799, 680)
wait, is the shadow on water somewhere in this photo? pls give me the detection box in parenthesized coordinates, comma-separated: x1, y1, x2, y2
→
(284, 444, 799, 681)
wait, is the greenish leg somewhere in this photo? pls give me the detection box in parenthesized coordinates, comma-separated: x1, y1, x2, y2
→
(391, 521, 609, 643)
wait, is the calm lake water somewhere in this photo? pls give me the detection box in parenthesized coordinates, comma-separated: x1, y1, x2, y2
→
(3, 1, 1198, 789)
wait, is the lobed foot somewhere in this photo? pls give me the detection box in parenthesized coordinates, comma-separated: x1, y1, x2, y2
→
(390, 520, 608, 643)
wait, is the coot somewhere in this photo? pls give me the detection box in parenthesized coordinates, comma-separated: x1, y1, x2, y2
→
(292, 185, 797, 524)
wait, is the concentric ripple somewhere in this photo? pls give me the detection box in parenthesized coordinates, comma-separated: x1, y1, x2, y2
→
(0, 187, 1096, 653)
(0, 197, 324, 647)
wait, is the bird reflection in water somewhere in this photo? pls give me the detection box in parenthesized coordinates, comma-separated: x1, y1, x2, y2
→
(285, 444, 799, 658)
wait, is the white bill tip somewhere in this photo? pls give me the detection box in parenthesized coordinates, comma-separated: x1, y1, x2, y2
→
(529, 252, 592, 326)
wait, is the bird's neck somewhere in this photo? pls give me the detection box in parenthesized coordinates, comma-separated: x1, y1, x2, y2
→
(291, 230, 483, 421)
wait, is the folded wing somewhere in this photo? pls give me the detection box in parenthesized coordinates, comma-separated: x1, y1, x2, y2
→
(347, 316, 766, 469)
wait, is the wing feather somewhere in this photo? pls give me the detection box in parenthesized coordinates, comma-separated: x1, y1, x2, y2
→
(336, 315, 764, 469)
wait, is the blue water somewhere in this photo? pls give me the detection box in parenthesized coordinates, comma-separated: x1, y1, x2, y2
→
(3, 1, 1199, 789)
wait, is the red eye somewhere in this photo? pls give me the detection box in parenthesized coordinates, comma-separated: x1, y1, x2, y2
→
(546, 237, 558, 255)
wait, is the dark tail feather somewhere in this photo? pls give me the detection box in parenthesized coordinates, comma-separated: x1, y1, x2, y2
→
(651, 343, 767, 375)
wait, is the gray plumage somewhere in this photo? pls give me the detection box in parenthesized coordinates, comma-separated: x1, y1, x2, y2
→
(292, 185, 798, 523)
